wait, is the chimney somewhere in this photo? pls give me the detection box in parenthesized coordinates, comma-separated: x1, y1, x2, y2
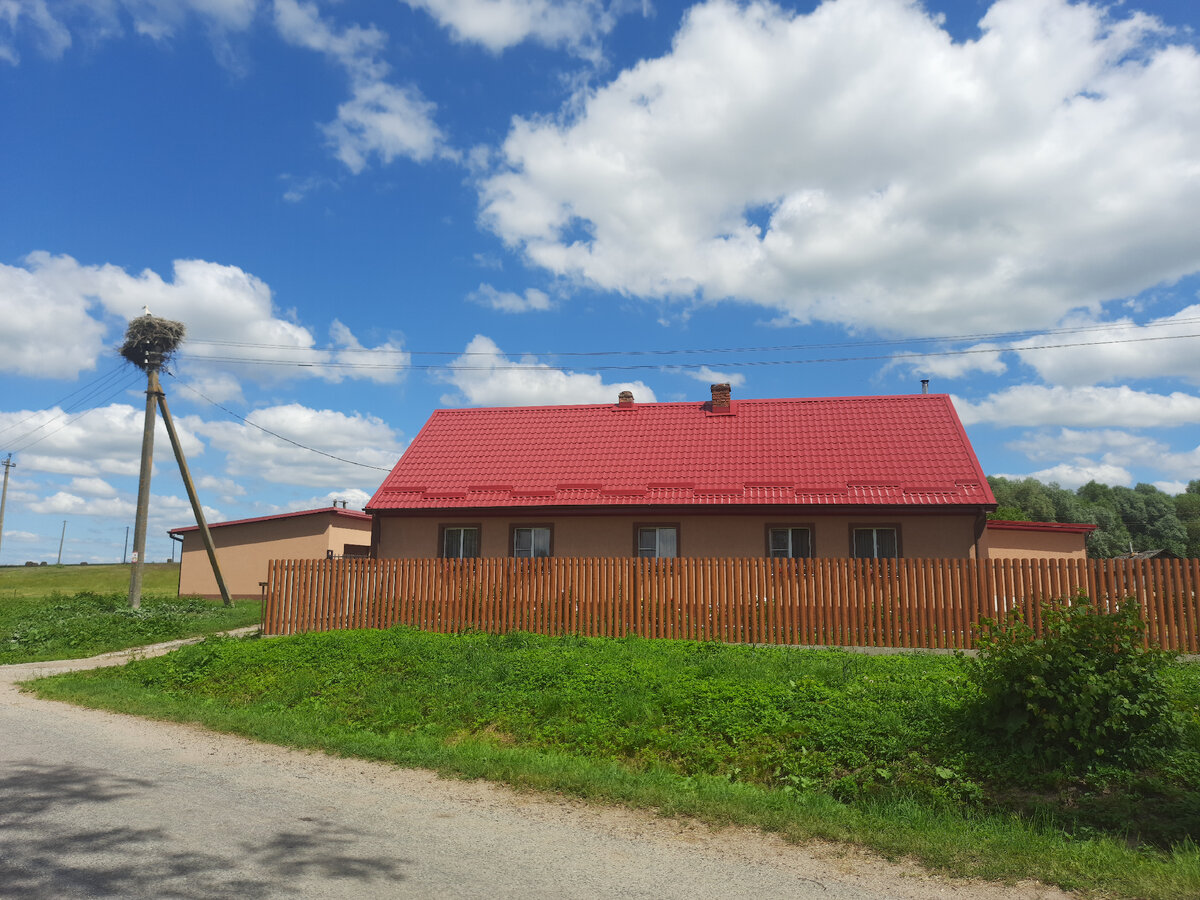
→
(617, 390, 635, 408)
(920, 379, 929, 394)
(710, 382, 732, 413)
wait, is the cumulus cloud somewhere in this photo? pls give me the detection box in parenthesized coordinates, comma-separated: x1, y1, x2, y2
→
(1002, 427, 1200, 488)
(470, 283, 553, 313)
(480, 0, 1200, 337)
(0, 403, 203, 477)
(1007, 306, 1200, 387)
(403, 0, 620, 56)
(999, 462, 1134, 491)
(273, 0, 451, 172)
(437, 334, 656, 406)
(0, 0, 256, 64)
(193, 403, 403, 487)
(953, 385, 1200, 428)
(680, 366, 746, 388)
(0, 252, 408, 383)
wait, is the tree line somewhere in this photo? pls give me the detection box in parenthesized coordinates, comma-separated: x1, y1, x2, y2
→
(987, 476, 1200, 559)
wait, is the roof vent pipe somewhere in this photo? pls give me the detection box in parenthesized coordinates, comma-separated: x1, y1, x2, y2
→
(920, 379, 929, 394)
(617, 390, 634, 408)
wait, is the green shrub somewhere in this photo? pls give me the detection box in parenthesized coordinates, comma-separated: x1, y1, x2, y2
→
(964, 594, 1180, 771)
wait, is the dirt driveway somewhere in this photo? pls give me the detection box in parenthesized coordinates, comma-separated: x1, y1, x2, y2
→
(0, 638, 1074, 899)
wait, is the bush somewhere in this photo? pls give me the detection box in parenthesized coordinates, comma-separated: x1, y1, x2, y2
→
(964, 594, 1180, 772)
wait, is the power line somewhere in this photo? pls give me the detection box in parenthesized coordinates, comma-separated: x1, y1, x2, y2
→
(180, 315, 1200, 359)
(165, 372, 392, 472)
(175, 330, 1200, 373)
(0, 363, 131, 444)
(8, 371, 145, 455)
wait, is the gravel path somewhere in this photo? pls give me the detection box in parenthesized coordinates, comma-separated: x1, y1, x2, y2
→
(1, 634, 1074, 899)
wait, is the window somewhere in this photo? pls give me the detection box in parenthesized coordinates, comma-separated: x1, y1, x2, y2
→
(513, 525, 552, 558)
(768, 526, 812, 558)
(852, 527, 898, 559)
(441, 526, 480, 559)
(637, 525, 678, 558)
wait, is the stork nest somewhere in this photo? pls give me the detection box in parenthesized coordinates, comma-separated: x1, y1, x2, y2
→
(119, 315, 186, 371)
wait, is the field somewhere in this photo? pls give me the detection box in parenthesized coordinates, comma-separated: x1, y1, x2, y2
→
(0, 563, 260, 663)
(29, 626, 1200, 899)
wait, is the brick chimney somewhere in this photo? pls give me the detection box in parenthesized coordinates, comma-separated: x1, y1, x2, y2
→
(710, 382, 732, 413)
(617, 390, 635, 408)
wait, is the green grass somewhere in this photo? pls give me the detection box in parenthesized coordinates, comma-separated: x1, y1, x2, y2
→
(27, 627, 1200, 899)
(1, 588, 260, 663)
(0, 562, 181, 600)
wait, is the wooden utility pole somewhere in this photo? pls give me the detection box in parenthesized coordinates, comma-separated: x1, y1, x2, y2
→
(153, 372, 231, 606)
(128, 365, 159, 609)
(0, 453, 13, 561)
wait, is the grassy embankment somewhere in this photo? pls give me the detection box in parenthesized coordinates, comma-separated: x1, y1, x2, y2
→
(0, 563, 260, 663)
(29, 626, 1200, 899)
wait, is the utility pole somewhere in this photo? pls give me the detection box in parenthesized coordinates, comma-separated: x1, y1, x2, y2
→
(123, 525, 129, 564)
(0, 453, 13, 561)
(57, 520, 66, 565)
(154, 372, 231, 605)
(128, 358, 159, 609)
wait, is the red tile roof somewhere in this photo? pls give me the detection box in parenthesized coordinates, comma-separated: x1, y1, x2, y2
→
(368, 393, 995, 512)
(169, 506, 370, 535)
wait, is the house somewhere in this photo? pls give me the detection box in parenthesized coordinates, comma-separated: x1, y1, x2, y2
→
(365, 384, 1002, 560)
(169, 505, 372, 599)
(978, 519, 1096, 560)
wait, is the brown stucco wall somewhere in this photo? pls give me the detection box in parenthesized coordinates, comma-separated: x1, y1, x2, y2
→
(176, 513, 372, 599)
(979, 526, 1089, 560)
(375, 511, 981, 560)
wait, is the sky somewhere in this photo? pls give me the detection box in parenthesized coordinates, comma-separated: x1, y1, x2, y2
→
(1, 0, 1199, 565)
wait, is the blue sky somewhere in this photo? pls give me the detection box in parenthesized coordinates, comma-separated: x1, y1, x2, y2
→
(1, 0, 1198, 565)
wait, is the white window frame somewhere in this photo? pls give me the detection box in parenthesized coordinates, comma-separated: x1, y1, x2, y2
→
(851, 527, 899, 559)
(441, 525, 480, 559)
(768, 526, 812, 559)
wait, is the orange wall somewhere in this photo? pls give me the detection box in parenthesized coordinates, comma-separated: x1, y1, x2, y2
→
(979, 527, 1089, 560)
(375, 511, 980, 559)
(177, 514, 372, 598)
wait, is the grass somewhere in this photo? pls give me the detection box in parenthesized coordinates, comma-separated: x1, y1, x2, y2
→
(27, 626, 1200, 899)
(0, 563, 259, 662)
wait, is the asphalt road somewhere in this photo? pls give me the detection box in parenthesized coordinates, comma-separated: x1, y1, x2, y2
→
(0, 644, 1071, 900)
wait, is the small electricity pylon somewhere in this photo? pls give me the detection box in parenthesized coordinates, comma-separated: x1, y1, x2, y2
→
(122, 312, 231, 608)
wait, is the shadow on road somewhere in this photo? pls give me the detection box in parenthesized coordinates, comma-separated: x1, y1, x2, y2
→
(0, 761, 410, 898)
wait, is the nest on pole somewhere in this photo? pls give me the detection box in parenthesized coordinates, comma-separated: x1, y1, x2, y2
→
(120, 314, 186, 372)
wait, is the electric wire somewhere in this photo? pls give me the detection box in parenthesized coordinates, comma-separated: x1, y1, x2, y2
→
(179, 315, 1200, 360)
(0, 363, 131, 444)
(8, 370, 146, 455)
(176, 330, 1200, 373)
(165, 371, 392, 472)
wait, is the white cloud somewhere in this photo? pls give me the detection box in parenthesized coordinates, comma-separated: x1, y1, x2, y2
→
(0, 255, 108, 378)
(403, 0, 619, 56)
(196, 474, 247, 500)
(0, 252, 407, 384)
(258, 487, 373, 515)
(1155, 481, 1189, 495)
(1000, 462, 1134, 490)
(67, 476, 118, 497)
(480, 0, 1200, 338)
(273, 0, 451, 172)
(680, 366, 746, 388)
(470, 283, 553, 313)
(0, 0, 256, 65)
(437, 334, 656, 406)
(0, 403, 204, 477)
(953, 385, 1200, 428)
(182, 372, 245, 405)
(1, 530, 41, 543)
(194, 403, 403, 487)
(31, 491, 134, 517)
(1007, 306, 1200, 387)
(1003, 427, 1200, 487)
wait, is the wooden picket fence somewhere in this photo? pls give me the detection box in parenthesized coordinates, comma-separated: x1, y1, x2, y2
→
(261, 556, 1200, 652)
